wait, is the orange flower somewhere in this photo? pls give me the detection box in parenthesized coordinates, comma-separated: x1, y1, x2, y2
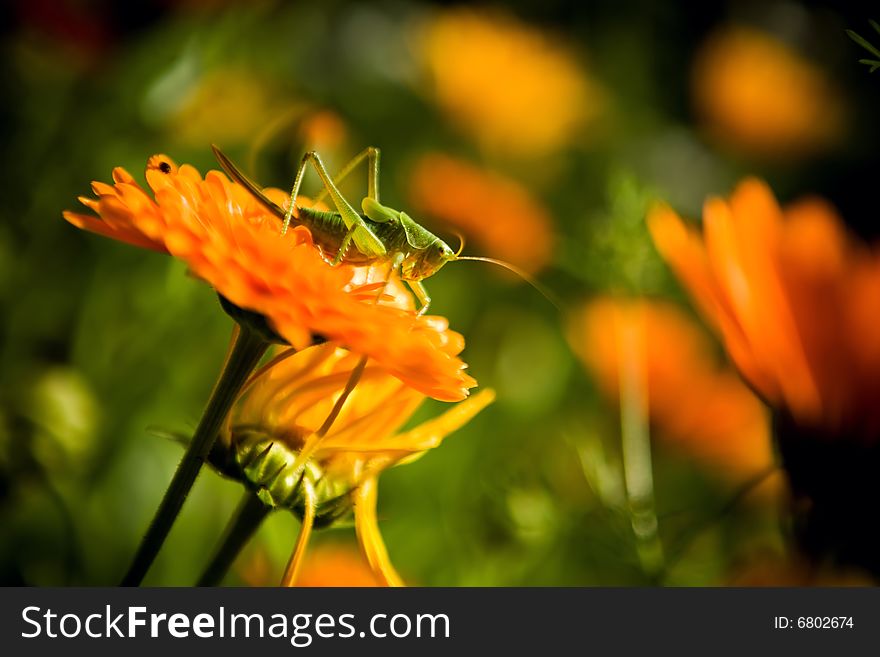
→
(408, 153, 555, 274)
(649, 179, 880, 437)
(221, 343, 495, 586)
(692, 26, 844, 159)
(298, 110, 348, 152)
(64, 155, 475, 401)
(571, 297, 773, 480)
(236, 544, 384, 587)
(416, 8, 604, 158)
(295, 545, 384, 587)
(651, 180, 880, 575)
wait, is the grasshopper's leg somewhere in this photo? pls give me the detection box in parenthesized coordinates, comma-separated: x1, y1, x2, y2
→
(283, 153, 313, 233)
(408, 280, 431, 315)
(331, 225, 358, 266)
(285, 151, 385, 256)
(385, 253, 429, 314)
(313, 147, 381, 204)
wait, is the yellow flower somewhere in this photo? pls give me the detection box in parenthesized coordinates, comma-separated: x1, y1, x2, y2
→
(64, 154, 476, 401)
(408, 153, 555, 274)
(571, 297, 773, 481)
(219, 343, 495, 586)
(417, 8, 604, 158)
(692, 26, 844, 159)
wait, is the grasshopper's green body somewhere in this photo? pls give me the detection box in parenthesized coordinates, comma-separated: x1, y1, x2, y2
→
(212, 145, 456, 311)
(294, 203, 456, 283)
(292, 206, 388, 265)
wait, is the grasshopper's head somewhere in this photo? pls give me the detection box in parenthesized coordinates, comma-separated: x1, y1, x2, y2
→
(400, 239, 457, 281)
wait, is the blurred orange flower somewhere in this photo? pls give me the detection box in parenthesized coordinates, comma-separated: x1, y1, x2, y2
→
(63, 155, 475, 401)
(225, 342, 495, 586)
(295, 545, 383, 587)
(237, 544, 384, 587)
(692, 26, 844, 159)
(297, 109, 348, 152)
(409, 153, 555, 274)
(649, 179, 880, 437)
(417, 8, 604, 158)
(571, 297, 773, 480)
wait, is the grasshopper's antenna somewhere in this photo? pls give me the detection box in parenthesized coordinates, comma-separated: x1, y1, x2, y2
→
(455, 255, 562, 312)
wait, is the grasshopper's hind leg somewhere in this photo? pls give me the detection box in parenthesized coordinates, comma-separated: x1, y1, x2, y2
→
(284, 151, 359, 233)
(331, 225, 358, 266)
(285, 151, 385, 257)
(313, 147, 382, 204)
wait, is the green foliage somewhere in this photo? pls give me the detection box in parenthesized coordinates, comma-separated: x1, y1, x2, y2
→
(847, 21, 880, 73)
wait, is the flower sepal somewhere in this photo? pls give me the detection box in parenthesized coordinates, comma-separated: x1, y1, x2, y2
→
(218, 295, 288, 345)
(205, 427, 355, 528)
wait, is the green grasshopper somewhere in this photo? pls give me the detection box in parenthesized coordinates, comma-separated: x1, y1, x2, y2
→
(213, 145, 462, 313)
(212, 145, 555, 314)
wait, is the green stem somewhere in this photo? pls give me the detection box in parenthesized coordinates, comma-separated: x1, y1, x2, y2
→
(617, 315, 664, 579)
(661, 465, 778, 580)
(121, 327, 268, 586)
(197, 492, 271, 586)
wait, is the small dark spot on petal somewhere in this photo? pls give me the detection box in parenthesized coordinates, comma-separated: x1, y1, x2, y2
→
(159, 161, 171, 174)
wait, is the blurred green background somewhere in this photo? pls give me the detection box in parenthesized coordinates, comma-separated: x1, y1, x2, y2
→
(1, 0, 878, 586)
